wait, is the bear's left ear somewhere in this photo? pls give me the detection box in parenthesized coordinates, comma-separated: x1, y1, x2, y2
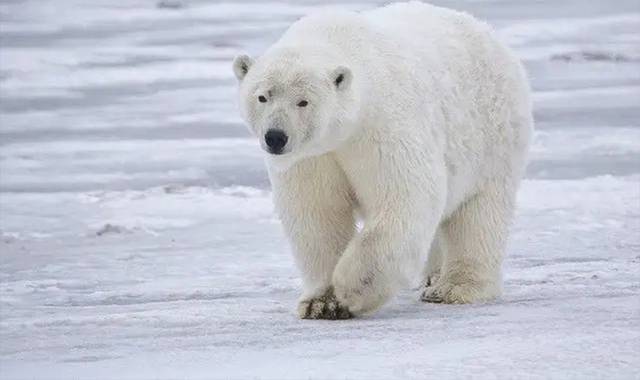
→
(233, 54, 254, 81)
(332, 66, 352, 91)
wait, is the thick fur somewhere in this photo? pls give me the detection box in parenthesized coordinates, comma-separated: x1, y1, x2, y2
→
(233, 2, 533, 318)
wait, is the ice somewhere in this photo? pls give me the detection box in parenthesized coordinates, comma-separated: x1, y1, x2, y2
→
(1, 0, 639, 378)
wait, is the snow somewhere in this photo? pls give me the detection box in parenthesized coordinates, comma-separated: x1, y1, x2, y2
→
(1, 0, 639, 378)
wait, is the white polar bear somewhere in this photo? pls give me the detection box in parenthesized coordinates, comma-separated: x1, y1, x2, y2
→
(233, 1, 533, 319)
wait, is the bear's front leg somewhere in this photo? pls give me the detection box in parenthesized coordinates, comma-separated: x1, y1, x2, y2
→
(328, 138, 447, 316)
(269, 156, 356, 319)
(331, 196, 446, 315)
(331, 211, 438, 315)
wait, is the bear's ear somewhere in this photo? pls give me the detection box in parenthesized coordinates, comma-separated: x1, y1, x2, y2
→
(233, 54, 254, 81)
(332, 66, 352, 91)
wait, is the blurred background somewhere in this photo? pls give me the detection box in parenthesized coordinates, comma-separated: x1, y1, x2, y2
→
(2, 0, 639, 193)
(1, 1, 638, 378)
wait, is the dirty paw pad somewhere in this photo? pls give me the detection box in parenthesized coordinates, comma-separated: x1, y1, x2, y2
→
(299, 287, 352, 320)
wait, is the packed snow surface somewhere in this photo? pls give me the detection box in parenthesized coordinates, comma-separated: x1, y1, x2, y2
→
(1, 0, 639, 378)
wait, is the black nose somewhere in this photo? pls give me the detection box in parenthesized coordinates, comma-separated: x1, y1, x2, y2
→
(264, 129, 288, 154)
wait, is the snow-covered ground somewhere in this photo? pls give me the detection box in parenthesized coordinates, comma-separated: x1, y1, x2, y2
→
(1, 1, 639, 378)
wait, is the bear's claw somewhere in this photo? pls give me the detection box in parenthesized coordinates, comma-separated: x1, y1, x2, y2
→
(298, 287, 353, 320)
(420, 279, 499, 304)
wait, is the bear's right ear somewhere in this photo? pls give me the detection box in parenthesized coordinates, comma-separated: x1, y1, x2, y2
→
(232, 54, 254, 81)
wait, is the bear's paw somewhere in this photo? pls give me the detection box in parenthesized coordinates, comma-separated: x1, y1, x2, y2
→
(297, 286, 352, 320)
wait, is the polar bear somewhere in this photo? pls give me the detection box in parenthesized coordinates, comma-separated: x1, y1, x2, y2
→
(232, 1, 533, 319)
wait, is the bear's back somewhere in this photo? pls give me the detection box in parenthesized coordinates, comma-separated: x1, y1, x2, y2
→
(276, 9, 371, 51)
(275, 2, 501, 73)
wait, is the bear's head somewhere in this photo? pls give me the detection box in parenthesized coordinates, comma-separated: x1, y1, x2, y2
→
(233, 48, 361, 169)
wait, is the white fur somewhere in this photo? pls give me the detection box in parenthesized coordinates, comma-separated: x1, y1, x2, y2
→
(233, 2, 533, 318)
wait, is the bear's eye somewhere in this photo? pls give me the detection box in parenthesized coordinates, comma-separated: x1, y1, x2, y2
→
(297, 100, 308, 107)
(258, 95, 267, 103)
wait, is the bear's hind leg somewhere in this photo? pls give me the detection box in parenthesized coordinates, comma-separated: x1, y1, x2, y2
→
(421, 178, 515, 304)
